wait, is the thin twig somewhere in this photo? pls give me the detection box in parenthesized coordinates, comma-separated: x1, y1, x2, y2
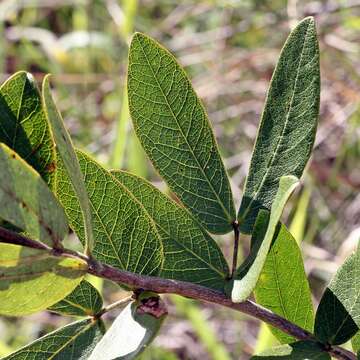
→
(0, 227, 356, 360)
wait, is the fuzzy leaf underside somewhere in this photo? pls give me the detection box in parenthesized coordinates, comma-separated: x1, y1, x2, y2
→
(128, 32, 235, 234)
(238, 17, 320, 233)
(111, 170, 229, 291)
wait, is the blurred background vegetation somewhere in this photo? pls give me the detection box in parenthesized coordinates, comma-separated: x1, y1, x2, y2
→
(0, 0, 359, 359)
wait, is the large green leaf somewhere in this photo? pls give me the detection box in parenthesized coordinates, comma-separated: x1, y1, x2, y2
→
(48, 279, 103, 317)
(231, 175, 299, 303)
(254, 224, 314, 343)
(251, 341, 330, 359)
(56, 150, 163, 276)
(0, 143, 68, 246)
(127, 32, 235, 234)
(238, 17, 320, 233)
(0, 243, 87, 316)
(89, 301, 166, 360)
(111, 170, 229, 291)
(3, 318, 104, 359)
(314, 245, 360, 345)
(0, 71, 55, 187)
(42, 75, 94, 253)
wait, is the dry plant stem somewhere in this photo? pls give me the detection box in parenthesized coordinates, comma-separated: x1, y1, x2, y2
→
(0, 227, 356, 360)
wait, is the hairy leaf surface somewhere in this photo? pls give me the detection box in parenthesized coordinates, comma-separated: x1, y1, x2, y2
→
(48, 279, 103, 317)
(238, 17, 320, 233)
(232, 175, 299, 302)
(89, 301, 165, 360)
(42, 76, 94, 253)
(0, 143, 68, 246)
(0, 71, 55, 187)
(315, 245, 360, 345)
(3, 318, 104, 359)
(111, 170, 229, 291)
(56, 150, 163, 276)
(254, 224, 314, 343)
(0, 243, 87, 316)
(128, 32, 235, 234)
(251, 341, 330, 359)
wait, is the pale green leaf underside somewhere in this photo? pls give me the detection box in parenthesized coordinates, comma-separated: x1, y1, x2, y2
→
(315, 244, 360, 345)
(352, 332, 360, 353)
(0, 143, 68, 246)
(48, 279, 103, 317)
(0, 71, 55, 187)
(89, 302, 164, 360)
(254, 224, 314, 343)
(56, 149, 163, 276)
(42, 75, 94, 253)
(0, 243, 87, 316)
(238, 17, 320, 233)
(232, 175, 299, 302)
(251, 341, 330, 359)
(128, 32, 235, 234)
(111, 170, 229, 291)
(3, 318, 104, 360)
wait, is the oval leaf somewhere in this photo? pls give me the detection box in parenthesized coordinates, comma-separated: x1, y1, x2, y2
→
(111, 170, 229, 291)
(0, 143, 68, 246)
(3, 318, 104, 359)
(231, 175, 299, 303)
(89, 301, 166, 360)
(0, 243, 87, 316)
(254, 224, 314, 343)
(251, 341, 330, 359)
(42, 75, 94, 253)
(0, 71, 55, 187)
(48, 279, 103, 317)
(238, 17, 320, 233)
(315, 244, 360, 345)
(56, 150, 163, 276)
(128, 32, 235, 234)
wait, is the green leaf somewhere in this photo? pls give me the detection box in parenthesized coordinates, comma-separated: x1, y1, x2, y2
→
(0, 143, 68, 246)
(251, 341, 330, 359)
(89, 301, 166, 360)
(0, 71, 55, 187)
(238, 17, 320, 233)
(3, 318, 104, 359)
(0, 243, 87, 316)
(314, 245, 360, 345)
(111, 170, 229, 291)
(56, 149, 163, 276)
(127, 32, 235, 234)
(231, 175, 299, 303)
(352, 332, 360, 353)
(48, 279, 103, 317)
(254, 224, 314, 343)
(42, 75, 94, 254)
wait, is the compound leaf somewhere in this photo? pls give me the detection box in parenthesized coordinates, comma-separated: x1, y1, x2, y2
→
(254, 224, 314, 343)
(0, 243, 87, 316)
(56, 149, 163, 276)
(42, 75, 94, 253)
(232, 175, 299, 303)
(128, 32, 235, 234)
(0, 143, 68, 246)
(238, 17, 320, 233)
(111, 170, 229, 291)
(251, 341, 330, 359)
(3, 318, 104, 359)
(314, 244, 360, 345)
(48, 279, 103, 317)
(0, 71, 55, 188)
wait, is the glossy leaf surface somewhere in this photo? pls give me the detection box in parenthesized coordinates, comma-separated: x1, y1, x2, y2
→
(111, 170, 229, 291)
(128, 32, 235, 234)
(238, 17, 320, 233)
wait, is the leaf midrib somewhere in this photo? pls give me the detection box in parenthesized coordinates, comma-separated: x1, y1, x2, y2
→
(135, 36, 233, 224)
(239, 21, 312, 224)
